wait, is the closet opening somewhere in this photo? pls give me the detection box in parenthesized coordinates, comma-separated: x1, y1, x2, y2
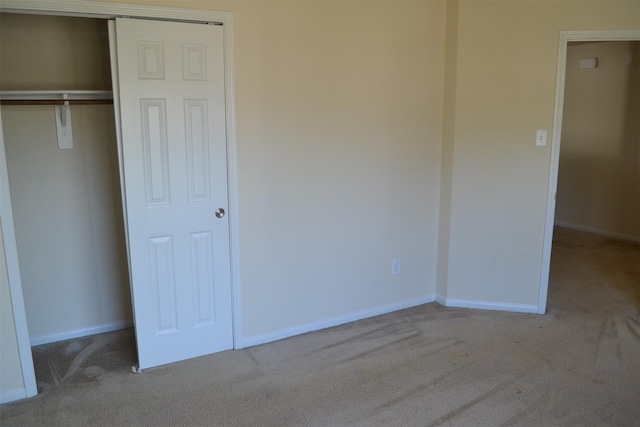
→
(0, 12, 136, 389)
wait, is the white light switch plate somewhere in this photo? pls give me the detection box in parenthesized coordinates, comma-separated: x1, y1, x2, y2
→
(536, 129, 547, 147)
(391, 259, 400, 275)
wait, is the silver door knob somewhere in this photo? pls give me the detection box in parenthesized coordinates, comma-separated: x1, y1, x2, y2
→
(215, 208, 225, 218)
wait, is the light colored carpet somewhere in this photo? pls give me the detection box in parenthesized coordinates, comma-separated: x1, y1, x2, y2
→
(1, 227, 639, 426)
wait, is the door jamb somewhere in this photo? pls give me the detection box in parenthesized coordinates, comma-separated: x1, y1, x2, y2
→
(0, 0, 243, 400)
(538, 29, 640, 314)
(0, 111, 38, 401)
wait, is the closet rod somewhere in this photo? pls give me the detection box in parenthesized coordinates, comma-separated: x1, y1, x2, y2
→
(1, 99, 113, 105)
(0, 90, 113, 105)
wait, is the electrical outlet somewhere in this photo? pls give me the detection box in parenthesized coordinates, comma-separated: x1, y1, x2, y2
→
(391, 259, 401, 275)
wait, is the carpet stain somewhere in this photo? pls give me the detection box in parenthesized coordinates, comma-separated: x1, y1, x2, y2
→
(624, 316, 640, 341)
(425, 370, 533, 427)
(499, 392, 548, 427)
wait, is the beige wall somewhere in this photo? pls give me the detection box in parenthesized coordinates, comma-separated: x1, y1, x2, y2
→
(443, 0, 639, 307)
(1, 14, 132, 343)
(0, 14, 112, 91)
(556, 41, 639, 240)
(200, 1, 446, 338)
(0, 224, 26, 402)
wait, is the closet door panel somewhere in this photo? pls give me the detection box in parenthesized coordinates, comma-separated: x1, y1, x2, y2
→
(113, 18, 232, 370)
(140, 99, 170, 205)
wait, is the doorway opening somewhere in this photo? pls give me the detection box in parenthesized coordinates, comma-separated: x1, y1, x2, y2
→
(549, 40, 639, 312)
(539, 32, 640, 314)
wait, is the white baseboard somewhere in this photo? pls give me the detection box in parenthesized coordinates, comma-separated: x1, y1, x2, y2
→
(29, 320, 133, 347)
(1, 387, 28, 404)
(443, 297, 538, 314)
(554, 221, 639, 243)
(435, 293, 446, 305)
(239, 294, 436, 349)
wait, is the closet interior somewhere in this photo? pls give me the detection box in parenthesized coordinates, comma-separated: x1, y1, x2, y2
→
(0, 13, 132, 347)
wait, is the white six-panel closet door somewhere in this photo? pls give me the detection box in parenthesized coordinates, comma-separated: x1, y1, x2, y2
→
(110, 17, 233, 370)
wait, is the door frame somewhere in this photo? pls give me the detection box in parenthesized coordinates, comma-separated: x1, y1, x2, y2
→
(0, 0, 243, 396)
(537, 29, 640, 314)
(0, 110, 38, 401)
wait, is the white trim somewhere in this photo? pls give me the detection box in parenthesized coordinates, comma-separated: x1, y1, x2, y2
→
(0, 0, 231, 23)
(443, 297, 538, 314)
(29, 320, 133, 347)
(219, 12, 245, 352)
(0, 0, 242, 396)
(435, 293, 446, 305)
(0, 110, 38, 400)
(539, 29, 640, 315)
(107, 20, 141, 356)
(239, 295, 435, 349)
(554, 221, 640, 243)
(0, 387, 29, 404)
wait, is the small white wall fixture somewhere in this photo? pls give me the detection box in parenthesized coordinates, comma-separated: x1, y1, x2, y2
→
(538, 29, 640, 314)
(0, 0, 242, 399)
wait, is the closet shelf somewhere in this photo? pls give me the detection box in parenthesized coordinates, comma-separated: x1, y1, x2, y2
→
(0, 90, 113, 105)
